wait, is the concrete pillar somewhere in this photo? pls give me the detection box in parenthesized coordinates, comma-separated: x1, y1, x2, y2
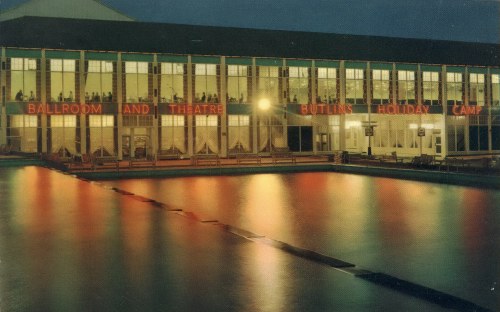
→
(117, 53, 123, 160)
(79, 51, 86, 154)
(152, 54, 158, 157)
(366, 62, 372, 155)
(220, 56, 227, 157)
(464, 67, 469, 154)
(440, 65, 448, 158)
(281, 59, 287, 149)
(311, 60, 317, 154)
(1, 47, 6, 146)
(251, 58, 258, 153)
(339, 60, 346, 151)
(187, 55, 193, 156)
(40, 49, 47, 153)
(487, 68, 492, 151)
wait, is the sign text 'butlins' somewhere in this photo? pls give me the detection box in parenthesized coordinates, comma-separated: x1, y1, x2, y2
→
(300, 104, 353, 115)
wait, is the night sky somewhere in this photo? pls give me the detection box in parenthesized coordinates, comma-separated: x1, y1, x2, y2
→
(1, 0, 499, 43)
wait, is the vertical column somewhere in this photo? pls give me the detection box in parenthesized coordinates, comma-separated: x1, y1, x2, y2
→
(366, 62, 372, 155)
(281, 59, 287, 148)
(220, 56, 227, 157)
(117, 53, 123, 160)
(187, 55, 193, 156)
(0, 47, 6, 145)
(339, 60, 346, 151)
(441, 65, 448, 158)
(41, 49, 47, 153)
(487, 68, 492, 152)
(311, 60, 317, 154)
(79, 51, 86, 154)
(152, 54, 158, 156)
(464, 67, 469, 153)
(251, 58, 258, 153)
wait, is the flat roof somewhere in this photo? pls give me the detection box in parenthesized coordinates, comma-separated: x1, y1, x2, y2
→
(1, 16, 499, 67)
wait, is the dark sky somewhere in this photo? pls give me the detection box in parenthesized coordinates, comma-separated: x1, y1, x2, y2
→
(1, 0, 499, 43)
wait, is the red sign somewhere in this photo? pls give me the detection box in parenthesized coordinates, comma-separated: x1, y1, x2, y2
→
(377, 104, 429, 114)
(168, 104, 223, 115)
(123, 104, 151, 115)
(300, 104, 353, 115)
(27, 103, 102, 114)
(452, 105, 482, 116)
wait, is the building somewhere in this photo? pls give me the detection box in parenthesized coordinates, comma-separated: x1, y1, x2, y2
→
(1, 2, 499, 160)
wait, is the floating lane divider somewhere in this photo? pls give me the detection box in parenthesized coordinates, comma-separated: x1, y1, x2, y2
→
(358, 273, 493, 312)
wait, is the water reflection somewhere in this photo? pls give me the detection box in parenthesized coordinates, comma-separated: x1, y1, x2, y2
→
(1, 167, 498, 311)
(107, 172, 500, 311)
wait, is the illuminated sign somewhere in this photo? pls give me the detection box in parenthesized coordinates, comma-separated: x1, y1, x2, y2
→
(300, 104, 353, 115)
(451, 105, 482, 116)
(168, 104, 223, 115)
(123, 104, 152, 115)
(27, 103, 102, 114)
(377, 104, 429, 114)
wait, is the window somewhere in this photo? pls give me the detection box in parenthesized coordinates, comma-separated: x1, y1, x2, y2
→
(446, 72, 463, 105)
(227, 65, 249, 103)
(50, 59, 76, 102)
(345, 69, 364, 104)
(288, 66, 309, 104)
(228, 115, 250, 126)
(195, 115, 218, 126)
(372, 70, 390, 104)
(89, 115, 115, 156)
(258, 66, 280, 102)
(89, 115, 114, 127)
(160, 62, 184, 103)
(397, 71, 415, 104)
(160, 115, 186, 153)
(8, 115, 38, 152)
(125, 61, 149, 102)
(85, 60, 114, 103)
(423, 71, 440, 105)
(10, 58, 38, 101)
(492, 74, 500, 106)
(194, 64, 218, 103)
(469, 73, 485, 106)
(161, 115, 185, 127)
(50, 115, 77, 127)
(317, 68, 337, 104)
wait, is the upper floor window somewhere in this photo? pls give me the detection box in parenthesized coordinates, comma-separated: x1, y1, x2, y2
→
(345, 69, 364, 104)
(423, 71, 440, 105)
(50, 59, 76, 102)
(85, 60, 114, 103)
(469, 73, 485, 106)
(227, 65, 249, 104)
(194, 64, 219, 103)
(160, 62, 185, 103)
(397, 70, 415, 104)
(125, 61, 149, 102)
(372, 70, 390, 104)
(317, 68, 338, 104)
(446, 72, 463, 105)
(258, 66, 280, 103)
(287, 66, 309, 104)
(10, 58, 38, 102)
(492, 74, 499, 106)
(161, 115, 185, 127)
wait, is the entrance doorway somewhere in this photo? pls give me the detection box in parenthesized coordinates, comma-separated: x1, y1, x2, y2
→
(288, 126, 313, 152)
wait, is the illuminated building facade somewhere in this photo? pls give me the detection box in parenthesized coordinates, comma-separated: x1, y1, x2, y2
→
(1, 16, 499, 160)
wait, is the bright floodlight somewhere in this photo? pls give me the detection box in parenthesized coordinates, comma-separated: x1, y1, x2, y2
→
(258, 98, 271, 111)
